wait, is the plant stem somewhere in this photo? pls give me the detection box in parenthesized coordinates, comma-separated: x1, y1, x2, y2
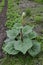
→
(20, 28, 23, 42)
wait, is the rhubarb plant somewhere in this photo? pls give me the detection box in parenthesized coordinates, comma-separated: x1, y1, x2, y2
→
(3, 22, 41, 57)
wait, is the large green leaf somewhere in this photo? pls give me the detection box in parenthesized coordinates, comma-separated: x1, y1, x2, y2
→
(28, 31, 37, 39)
(12, 23, 23, 30)
(14, 38, 33, 54)
(6, 29, 19, 39)
(28, 41, 41, 57)
(7, 23, 34, 39)
(4, 39, 12, 43)
(22, 25, 34, 36)
(3, 41, 19, 55)
(13, 23, 34, 36)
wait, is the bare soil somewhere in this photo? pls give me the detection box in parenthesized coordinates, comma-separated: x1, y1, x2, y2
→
(0, 0, 2, 2)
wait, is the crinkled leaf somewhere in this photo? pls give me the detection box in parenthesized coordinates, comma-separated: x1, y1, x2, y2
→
(3, 41, 19, 55)
(4, 38, 12, 43)
(12, 23, 23, 30)
(14, 38, 33, 54)
(3, 23, 38, 55)
(13, 23, 34, 36)
(22, 25, 34, 36)
(28, 41, 41, 57)
(28, 31, 37, 39)
(4, 39, 14, 46)
(6, 29, 19, 39)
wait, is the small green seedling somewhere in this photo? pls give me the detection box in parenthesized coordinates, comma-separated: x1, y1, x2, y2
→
(34, 16, 43, 23)
(25, 8, 31, 16)
(14, 0, 20, 5)
(34, 0, 43, 3)
(0, 0, 5, 13)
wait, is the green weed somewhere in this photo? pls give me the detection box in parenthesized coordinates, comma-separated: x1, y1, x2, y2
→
(34, 16, 43, 23)
(0, 0, 5, 13)
(14, 0, 20, 5)
(6, 0, 20, 29)
(25, 8, 31, 16)
(34, 0, 43, 3)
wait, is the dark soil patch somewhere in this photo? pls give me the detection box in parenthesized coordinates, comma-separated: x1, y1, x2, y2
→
(34, 24, 43, 35)
(0, 0, 8, 58)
